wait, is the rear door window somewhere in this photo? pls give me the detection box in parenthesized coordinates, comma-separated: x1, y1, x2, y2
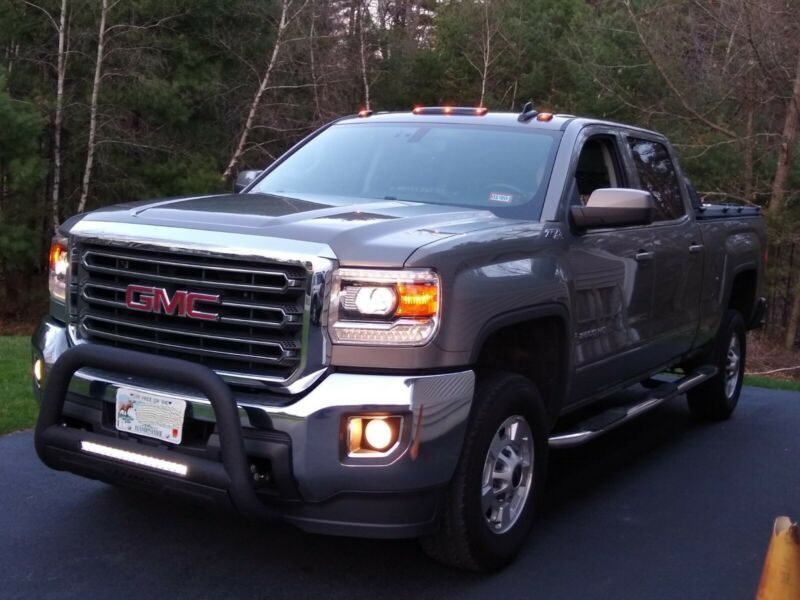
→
(627, 138, 686, 221)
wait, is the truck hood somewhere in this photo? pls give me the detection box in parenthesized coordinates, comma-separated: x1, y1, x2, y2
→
(80, 193, 517, 266)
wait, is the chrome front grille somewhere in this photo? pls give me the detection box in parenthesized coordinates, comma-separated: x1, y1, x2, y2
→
(73, 243, 308, 383)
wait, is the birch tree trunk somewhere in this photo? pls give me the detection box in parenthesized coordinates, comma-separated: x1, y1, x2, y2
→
(357, 1, 371, 111)
(77, 0, 108, 214)
(478, 3, 491, 108)
(308, 7, 322, 121)
(51, 0, 68, 229)
(223, 0, 289, 180)
(769, 48, 800, 217)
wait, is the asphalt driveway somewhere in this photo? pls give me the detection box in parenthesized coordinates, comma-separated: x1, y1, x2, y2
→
(1, 386, 798, 599)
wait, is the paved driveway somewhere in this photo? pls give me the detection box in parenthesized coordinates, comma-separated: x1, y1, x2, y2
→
(1, 386, 798, 599)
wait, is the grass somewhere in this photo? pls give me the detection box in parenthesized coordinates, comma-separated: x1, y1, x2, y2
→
(744, 375, 800, 392)
(0, 336, 37, 434)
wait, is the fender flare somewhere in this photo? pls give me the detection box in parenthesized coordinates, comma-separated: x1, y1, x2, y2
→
(469, 302, 572, 421)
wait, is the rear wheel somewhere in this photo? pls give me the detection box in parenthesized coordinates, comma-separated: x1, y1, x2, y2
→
(686, 310, 746, 421)
(420, 371, 548, 572)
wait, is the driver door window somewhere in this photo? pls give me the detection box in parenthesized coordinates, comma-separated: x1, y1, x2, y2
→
(574, 137, 622, 205)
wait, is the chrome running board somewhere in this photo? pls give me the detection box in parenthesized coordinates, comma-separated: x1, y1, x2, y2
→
(548, 366, 718, 449)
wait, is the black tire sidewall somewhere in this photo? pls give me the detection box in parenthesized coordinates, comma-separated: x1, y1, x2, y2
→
(459, 375, 549, 570)
(719, 311, 746, 409)
(687, 310, 746, 419)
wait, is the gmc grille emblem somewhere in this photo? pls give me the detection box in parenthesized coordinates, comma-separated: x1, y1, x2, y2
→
(125, 285, 220, 321)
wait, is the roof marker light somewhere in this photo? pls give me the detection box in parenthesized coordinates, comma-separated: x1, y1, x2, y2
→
(536, 112, 554, 122)
(357, 109, 373, 118)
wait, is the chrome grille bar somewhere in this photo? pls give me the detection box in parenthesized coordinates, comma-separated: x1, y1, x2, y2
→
(84, 248, 300, 280)
(83, 313, 295, 352)
(82, 324, 289, 365)
(80, 283, 301, 329)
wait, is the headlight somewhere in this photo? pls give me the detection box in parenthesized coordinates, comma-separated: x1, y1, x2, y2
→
(48, 236, 69, 302)
(330, 268, 440, 346)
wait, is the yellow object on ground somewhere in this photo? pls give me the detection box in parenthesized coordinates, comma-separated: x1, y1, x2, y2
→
(757, 517, 800, 599)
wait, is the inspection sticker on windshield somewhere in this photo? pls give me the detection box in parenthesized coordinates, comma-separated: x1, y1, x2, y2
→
(489, 192, 514, 204)
(116, 387, 186, 444)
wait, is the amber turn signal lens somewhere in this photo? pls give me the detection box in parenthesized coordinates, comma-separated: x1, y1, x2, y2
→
(48, 237, 69, 302)
(395, 283, 438, 317)
(49, 242, 67, 274)
(33, 358, 43, 384)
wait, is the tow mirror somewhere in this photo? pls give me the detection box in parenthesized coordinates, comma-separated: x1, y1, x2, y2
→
(571, 188, 655, 229)
(234, 170, 262, 194)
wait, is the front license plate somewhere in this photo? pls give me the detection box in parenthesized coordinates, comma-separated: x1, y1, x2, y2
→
(115, 387, 187, 444)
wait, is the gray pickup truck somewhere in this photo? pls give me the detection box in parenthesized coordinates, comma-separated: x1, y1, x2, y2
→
(32, 106, 765, 571)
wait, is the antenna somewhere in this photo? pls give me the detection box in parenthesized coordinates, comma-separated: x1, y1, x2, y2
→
(518, 100, 538, 123)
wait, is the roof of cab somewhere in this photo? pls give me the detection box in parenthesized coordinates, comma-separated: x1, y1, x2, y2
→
(335, 110, 665, 139)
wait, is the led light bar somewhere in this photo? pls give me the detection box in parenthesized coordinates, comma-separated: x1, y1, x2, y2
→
(412, 106, 488, 116)
(81, 441, 189, 476)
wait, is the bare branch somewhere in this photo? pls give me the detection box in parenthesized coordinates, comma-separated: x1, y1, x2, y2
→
(621, 0, 737, 139)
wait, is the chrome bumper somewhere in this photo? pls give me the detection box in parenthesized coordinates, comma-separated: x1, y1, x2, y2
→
(32, 318, 475, 503)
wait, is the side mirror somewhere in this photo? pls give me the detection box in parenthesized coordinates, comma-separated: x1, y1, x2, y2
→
(570, 188, 655, 229)
(233, 170, 262, 194)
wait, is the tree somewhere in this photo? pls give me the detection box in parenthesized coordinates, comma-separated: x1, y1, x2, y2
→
(0, 73, 45, 314)
(769, 49, 800, 217)
(77, 0, 111, 214)
(223, 0, 308, 180)
(22, 0, 71, 228)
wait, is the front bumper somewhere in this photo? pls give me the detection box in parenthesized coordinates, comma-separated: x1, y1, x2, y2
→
(32, 319, 475, 538)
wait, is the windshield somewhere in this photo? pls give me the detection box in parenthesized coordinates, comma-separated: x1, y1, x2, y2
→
(250, 122, 560, 218)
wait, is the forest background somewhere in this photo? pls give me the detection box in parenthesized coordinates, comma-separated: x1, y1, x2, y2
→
(0, 0, 798, 374)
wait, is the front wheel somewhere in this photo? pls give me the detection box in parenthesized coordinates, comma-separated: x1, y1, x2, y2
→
(686, 310, 746, 421)
(420, 371, 549, 572)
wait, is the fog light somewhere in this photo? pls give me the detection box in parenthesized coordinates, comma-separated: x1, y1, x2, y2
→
(364, 418, 393, 450)
(347, 416, 402, 455)
(33, 358, 43, 384)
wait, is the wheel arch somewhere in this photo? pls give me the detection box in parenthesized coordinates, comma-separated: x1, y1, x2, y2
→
(471, 304, 571, 425)
(726, 266, 759, 327)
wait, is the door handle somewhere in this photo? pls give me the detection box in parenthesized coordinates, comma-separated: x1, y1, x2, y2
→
(689, 243, 704, 254)
(635, 251, 654, 262)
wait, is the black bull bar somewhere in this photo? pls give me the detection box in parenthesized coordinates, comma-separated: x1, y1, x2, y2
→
(35, 344, 276, 519)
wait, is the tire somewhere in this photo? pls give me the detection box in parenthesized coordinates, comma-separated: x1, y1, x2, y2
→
(420, 371, 549, 572)
(686, 310, 746, 421)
